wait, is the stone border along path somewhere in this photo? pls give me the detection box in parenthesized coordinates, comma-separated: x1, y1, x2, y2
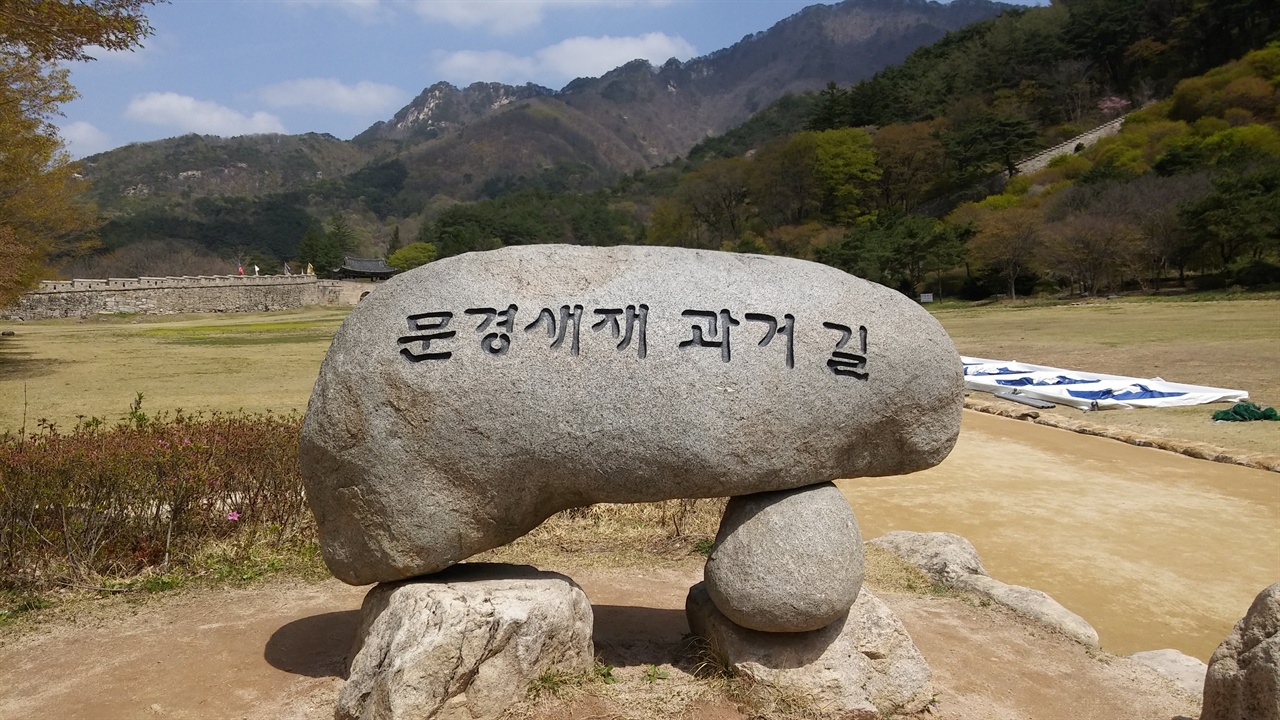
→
(964, 395, 1280, 473)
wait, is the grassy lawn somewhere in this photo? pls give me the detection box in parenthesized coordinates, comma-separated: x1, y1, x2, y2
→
(0, 308, 350, 433)
(1, 298, 1275, 455)
(931, 298, 1280, 457)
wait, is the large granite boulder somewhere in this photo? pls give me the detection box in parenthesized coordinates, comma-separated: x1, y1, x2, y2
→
(686, 582, 932, 718)
(337, 564, 594, 720)
(1202, 581, 1280, 720)
(302, 245, 962, 584)
(705, 482, 863, 633)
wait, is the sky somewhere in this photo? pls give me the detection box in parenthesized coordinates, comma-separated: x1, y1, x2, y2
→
(57, 0, 1045, 159)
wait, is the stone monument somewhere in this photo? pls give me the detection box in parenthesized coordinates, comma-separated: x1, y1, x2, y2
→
(300, 245, 964, 719)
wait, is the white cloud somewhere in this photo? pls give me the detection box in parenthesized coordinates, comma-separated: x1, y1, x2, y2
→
(436, 50, 537, 84)
(124, 92, 286, 136)
(258, 78, 406, 115)
(437, 32, 696, 85)
(59, 121, 112, 158)
(537, 33, 694, 78)
(413, 0, 673, 35)
(295, 0, 389, 23)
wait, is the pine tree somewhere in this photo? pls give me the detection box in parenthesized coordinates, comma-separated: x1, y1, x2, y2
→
(326, 213, 355, 253)
(295, 224, 327, 273)
(387, 225, 402, 256)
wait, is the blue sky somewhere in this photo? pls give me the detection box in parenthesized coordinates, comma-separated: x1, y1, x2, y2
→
(58, 0, 1045, 159)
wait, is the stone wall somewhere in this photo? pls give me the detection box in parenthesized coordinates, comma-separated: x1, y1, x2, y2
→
(1015, 115, 1127, 176)
(5, 274, 357, 320)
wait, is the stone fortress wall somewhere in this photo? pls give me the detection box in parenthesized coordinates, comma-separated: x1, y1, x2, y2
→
(1015, 114, 1127, 176)
(5, 274, 369, 321)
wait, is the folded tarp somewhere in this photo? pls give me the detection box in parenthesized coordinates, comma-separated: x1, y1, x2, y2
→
(962, 356, 1249, 410)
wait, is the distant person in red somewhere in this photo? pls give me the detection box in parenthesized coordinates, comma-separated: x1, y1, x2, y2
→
(237, 264, 244, 275)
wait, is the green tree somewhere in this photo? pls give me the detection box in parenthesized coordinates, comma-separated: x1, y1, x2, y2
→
(1181, 162, 1280, 268)
(387, 224, 402, 255)
(939, 109, 1041, 179)
(806, 82, 849, 131)
(294, 224, 327, 274)
(325, 213, 355, 254)
(675, 158, 751, 247)
(388, 242, 437, 271)
(815, 215, 959, 294)
(811, 128, 881, 225)
(0, 0, 158, 305)
(953, 204, 1041, 299)
(748, 132, 819, 228)
(872, 122, 946, 212)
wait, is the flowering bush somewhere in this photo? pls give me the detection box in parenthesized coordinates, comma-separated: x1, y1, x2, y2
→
(0, 407, 313, 591)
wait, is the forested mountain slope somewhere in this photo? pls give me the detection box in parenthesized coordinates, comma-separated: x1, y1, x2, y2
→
(75, 0, 1012, 265)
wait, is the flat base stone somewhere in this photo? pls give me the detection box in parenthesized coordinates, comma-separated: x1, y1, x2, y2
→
(337, 564, 594, 720)
(686, 582, 931, 718)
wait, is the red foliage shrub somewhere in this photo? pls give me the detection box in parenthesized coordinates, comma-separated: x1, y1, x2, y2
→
(0, 409, 312, 589)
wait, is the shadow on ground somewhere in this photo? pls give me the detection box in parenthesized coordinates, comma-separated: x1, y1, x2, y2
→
(265, 610, 360, 678)
(0, 338, 66, 381)
(592, 605, 693, 669)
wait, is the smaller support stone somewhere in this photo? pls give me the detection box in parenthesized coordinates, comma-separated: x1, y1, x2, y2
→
(704, 482, 864, 633)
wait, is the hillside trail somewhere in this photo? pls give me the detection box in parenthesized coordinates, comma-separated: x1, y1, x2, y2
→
(0, 563, 1198, 720)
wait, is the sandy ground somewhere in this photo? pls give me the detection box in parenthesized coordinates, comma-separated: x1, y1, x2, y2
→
(0, 565, 1199, 720)
(843, 410, 1280, 661)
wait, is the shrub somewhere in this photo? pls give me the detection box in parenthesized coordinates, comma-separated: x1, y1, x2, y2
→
(0, 407, 313, 591)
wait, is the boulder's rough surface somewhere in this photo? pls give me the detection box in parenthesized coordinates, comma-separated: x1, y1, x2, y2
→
(687, 582, 931, 718)
(336, 564, 594, 720)
(954, 574, 1101, 649)
(705, 482, 863, 632)
(302, 245, 963, 584)
(871, 530, 1099, 648)
(868, 530, 988, 584)
(1202, 581, 1280, 720)
(1129, 649, 1207, 697)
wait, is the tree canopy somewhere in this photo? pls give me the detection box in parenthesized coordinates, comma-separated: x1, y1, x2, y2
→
(0, 0, 159, 305)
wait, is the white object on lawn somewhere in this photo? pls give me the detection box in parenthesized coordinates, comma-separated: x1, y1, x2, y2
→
(961, 356, 1248, 410)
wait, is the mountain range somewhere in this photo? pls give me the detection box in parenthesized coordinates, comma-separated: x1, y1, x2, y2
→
(77, 0, 1015, 241)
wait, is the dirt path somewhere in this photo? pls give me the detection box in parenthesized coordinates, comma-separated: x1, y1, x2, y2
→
(0, 565, 1198, 720)
(842, 410, 1280, 661)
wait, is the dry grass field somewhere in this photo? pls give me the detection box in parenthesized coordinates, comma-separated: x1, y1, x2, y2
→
(1, 298, 1274, 457)
(0, 308, 349, 433)
(933, 298, 1280, 457)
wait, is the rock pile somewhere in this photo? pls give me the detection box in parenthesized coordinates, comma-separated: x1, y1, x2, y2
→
(301, 245, 965, 720)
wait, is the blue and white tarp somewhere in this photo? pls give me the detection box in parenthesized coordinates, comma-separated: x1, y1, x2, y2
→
(962, 356, 1249, 410)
